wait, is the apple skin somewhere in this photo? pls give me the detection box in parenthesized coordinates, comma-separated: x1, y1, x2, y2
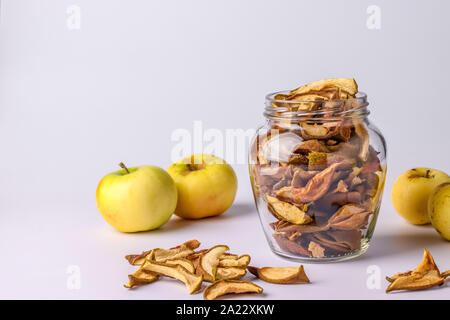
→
(167, 154, 237, 219)
(429, 182, 450, 240)
(391, 168, 449, 225)
(96, 165, 177, 232)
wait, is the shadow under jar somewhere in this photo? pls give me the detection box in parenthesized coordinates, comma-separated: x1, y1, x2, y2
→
(249, 91, 387, 262)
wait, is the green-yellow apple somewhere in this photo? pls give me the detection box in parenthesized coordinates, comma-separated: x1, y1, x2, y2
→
(391, 168, 449, 225)
(429, 182, 450, 240)
(96, 163, 177, 232)
(167, 154, 237, 219)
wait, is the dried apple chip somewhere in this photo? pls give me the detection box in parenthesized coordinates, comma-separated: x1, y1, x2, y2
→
(141, 260, 203, 294)
(215, 267, 247, 281)
(124, 269, 159, 289)
(164, 258, 195, 274)
(386, 271, 412, 283)
(125, 250, 151, 266)
(196, 245, 230, 282)
(203, 280, 263, 300)
(267, 196, 312, 225)
(218, 255, 251, 268)
(308, 241, 325, 258)
(247, 265, 310, 284)
(152, 239, 201, 262)
(386, 249, 445, 293)
(289, 78, 358, 97)
(125, 240, 200, 265)
(276, 162, 347, 204)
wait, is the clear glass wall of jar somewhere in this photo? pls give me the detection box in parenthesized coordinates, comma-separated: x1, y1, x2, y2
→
(249, 92, 387, 262)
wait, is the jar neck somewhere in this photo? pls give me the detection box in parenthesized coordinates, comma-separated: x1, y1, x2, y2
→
(264, 91, 369, 123)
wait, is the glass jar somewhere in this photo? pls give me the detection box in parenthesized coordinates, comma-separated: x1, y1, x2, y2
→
(249, 91, 387, 262)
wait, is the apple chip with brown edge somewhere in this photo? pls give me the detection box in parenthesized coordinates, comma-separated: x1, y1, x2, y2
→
(289, 78, 358, 97)
(140, 260, 203, 294)
(125, 239, 200, 265)
(164, 258, 195, 274)
(196, 245, 230, 282)
(218, 255, 251, 268)
(124, 268, 159, 289)
(203, 280, 263, 300)
(441, 270, 450, 279)
(386, 248, 445, 293)
(267, 196, 312, 225)
(247, 265, 310, 284)
(215, 267, 247, 281)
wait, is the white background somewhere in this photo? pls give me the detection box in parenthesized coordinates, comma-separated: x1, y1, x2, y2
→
(0, 0, 449, 299)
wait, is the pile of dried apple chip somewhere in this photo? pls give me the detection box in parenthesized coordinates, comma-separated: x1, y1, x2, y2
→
(386, 248, 449, 293)
(251, 78, 385, 259)
(124, 240, 310, 300)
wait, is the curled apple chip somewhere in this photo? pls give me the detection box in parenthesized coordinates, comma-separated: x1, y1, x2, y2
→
(124, 269, 159, 289)
(203, 280, 263, 300)
(215, 267, 247, 281)
(141, 260, 203, 294)
(218, 255, 251, 268)
(386, 271, 412, 283)
(125, 240, 200, 265)
(442, 270, 450, 279)
(197, 245, 230, 282)
(267, 196, 312, 225)
(386, 249, 445, 293)
(247, 265, 310, 284)
(125, 250, 151, 266)
(164, 258, 195, 274)
(289, 78, 358, 97)
(152, 239, 201, 262)
(354, 120, 369, 161)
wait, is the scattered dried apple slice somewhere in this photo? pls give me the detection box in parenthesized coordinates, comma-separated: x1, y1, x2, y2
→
(386, 271, 412, 283)
(125, 240, 200, 265)
(203, 280, 263, 300)
(124, 268, 159, 289)
(141, 260, 203, 294)
(386, 249, 445, 293)
(215, 267, 247, 281)
(152, 240, 201, 262)
(267, 196, 312, 225)
(441, 270, 450, 279)
(218, 255, 251, 268)
(164, 258, 195, 274)
(196, 245, 230, 282)
(247, 265, 310, 284)
(125, 250, 151, 266)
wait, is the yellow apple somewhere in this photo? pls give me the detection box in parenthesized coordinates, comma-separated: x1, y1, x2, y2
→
(391, 168, 449, 225)
(96, 163, 177, 232)
(429, 182, 450, 240)
(167, 154, 237, 219)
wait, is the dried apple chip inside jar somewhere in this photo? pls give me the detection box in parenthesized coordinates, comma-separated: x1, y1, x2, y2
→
(289, 78, 358, 97)
(266, 196, 312, 225)
(386, 249, 445, 293)
(247, 265, 310, 284)
(203, 280, 263, 300)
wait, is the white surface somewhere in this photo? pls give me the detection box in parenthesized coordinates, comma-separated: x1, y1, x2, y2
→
(0, 0, 450, 299)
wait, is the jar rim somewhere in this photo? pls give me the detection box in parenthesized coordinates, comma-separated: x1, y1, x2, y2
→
(264, 90, 369, 121)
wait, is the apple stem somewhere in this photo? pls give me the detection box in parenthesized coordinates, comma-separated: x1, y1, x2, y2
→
(119, 162, 130, 174)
